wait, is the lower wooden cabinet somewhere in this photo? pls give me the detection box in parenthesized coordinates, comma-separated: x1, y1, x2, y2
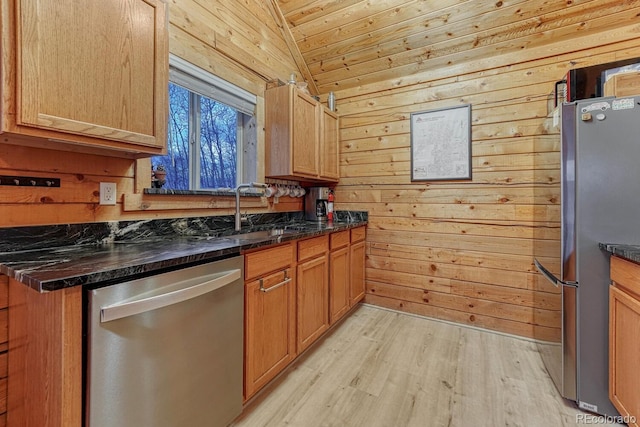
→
(609, 256, 640, 426)
(244, 244, 296, 401)
(2, 227, 365, 421)
(350, 227, 366, 305)
(8, 279, 82, 427)
(329, 231, 350, 324)
(296, 235, 329, 353)
(243, 227, 366, 399)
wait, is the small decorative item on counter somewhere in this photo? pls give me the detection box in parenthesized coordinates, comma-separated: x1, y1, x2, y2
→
(152, 165, 167, 188)
(327, 189, 335, 223)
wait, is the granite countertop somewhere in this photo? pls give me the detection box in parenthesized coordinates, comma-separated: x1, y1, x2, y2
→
(0, 211, 367, 293)
(599, 243, 640, 264)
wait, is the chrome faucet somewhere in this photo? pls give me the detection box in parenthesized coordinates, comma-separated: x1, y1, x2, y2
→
(235, 182, 267, 231)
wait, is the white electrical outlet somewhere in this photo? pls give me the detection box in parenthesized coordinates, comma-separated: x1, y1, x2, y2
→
(99, 182, 117, 205)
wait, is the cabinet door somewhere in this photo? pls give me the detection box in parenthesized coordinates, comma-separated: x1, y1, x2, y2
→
(292, 91, 319, 177)
(350, 240, 366, 305)
(15, 0, 168, 151)
(320, 108, 339, 181)
(244, 268, 295, 400)
(329, 246, 350, 324)
(609, 285, 640, 426)
(297, 255, 329, 353)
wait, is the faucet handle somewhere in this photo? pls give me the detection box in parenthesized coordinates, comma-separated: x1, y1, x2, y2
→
(251, 182, 267, 188)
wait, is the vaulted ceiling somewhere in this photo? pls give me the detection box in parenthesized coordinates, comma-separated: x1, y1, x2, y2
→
(273, 0, 639, 95)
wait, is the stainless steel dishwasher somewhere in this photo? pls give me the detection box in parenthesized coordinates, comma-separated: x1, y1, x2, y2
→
(86, 256, 244, 427)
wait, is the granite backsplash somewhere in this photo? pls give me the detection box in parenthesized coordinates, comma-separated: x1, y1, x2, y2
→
(0, 211, 368, 252)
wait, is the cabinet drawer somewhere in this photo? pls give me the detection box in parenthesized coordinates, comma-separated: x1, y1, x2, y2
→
(245, 243, 294, 281)
(611, 256, 640, 298)
(351, 226, 366, 243)
(298, 235, 329, 262)
(0, 276, 7, 310)
(251, 268, 292, 293)
(330, 230, 350, 250)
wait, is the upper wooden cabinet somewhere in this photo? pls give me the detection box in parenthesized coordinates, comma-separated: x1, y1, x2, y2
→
(0, 0, 169, 157)
(265, 84, 339, 182)
(320, 109, 339, 181)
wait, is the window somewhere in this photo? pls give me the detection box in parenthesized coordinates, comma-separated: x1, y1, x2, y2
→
(152, 55, 257, 190)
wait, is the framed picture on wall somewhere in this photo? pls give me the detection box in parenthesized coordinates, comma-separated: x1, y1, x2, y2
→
(410, 104, 472, 181)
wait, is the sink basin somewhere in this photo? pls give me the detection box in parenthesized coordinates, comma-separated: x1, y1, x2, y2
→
(231, 228, 299, 241)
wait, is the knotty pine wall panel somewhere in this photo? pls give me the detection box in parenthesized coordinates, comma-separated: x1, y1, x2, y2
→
(0, 140, 301, 226)
(0, 0, 301, 227)
(334, 30, 640, 340)
(292, 1, 640, 93)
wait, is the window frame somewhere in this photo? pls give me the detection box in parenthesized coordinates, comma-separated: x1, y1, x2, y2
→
(159, 55, 257, 191)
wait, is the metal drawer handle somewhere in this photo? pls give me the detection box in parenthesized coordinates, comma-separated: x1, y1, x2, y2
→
(100, 269, 241, 323)
(260, 271, 290, 293)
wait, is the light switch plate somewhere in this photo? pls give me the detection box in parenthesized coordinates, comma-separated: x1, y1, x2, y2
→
(99, 182, 117, 205)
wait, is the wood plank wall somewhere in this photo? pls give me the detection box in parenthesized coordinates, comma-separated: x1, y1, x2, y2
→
(0, 0, 301, 227)
(333, 24, 640, 340)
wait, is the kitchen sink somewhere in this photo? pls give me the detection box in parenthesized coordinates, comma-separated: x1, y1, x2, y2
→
(231, 228, 299, 241)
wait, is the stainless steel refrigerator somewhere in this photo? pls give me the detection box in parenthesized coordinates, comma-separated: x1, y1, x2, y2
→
(534, 96, 640, 417)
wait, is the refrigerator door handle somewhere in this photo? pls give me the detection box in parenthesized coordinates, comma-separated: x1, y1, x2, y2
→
(534, 258, 578, 288)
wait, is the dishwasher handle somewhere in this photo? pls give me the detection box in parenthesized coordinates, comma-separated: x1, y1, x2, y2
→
(100, 268, 241, 323)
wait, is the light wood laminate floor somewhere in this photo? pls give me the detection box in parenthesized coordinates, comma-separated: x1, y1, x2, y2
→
(231, 305, 618, 427)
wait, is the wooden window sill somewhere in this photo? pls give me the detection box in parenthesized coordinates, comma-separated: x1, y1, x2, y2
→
(123, 191, 267, 212)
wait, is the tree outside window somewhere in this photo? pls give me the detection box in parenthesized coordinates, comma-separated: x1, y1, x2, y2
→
(152, 83, 241, 190)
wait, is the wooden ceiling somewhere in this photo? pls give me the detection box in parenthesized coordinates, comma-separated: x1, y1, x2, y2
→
(273, 0, 639, 95)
